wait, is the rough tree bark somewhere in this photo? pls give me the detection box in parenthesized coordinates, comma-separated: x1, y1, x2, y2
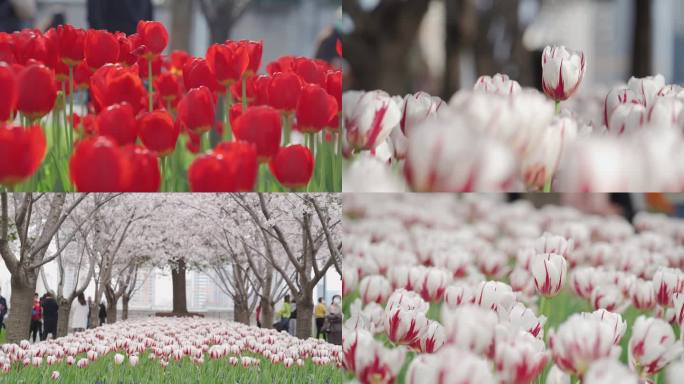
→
(122, 294, 130, 320)
(198, 0, 253, 44)
(343, 0, 430, 94)
(7, 275, 35, 342)
(172, 259, 188, 314)
(233, 299, 250, 325)
(631, 0, 652, 77)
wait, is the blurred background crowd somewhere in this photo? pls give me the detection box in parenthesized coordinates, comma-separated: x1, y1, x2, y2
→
(0, 0, 341, 65)
(341, 0, 682, 98)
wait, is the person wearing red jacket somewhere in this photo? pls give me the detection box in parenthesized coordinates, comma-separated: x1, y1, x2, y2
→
(29, 293, 42, 343)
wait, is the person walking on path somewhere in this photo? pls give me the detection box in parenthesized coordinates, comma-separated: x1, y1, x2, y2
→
(41, 292, 59, 340)
(288, 298, 297, 336)
(0, 288, 7, 333)
(98, 302, 107, 326)
(29, 293, 42, 343)
(255, 304, 261, 328)
(324, 295, 342, 345)
(70, 293, 89, 333)
(314, 297, 327, 340)
(275, 295, 291, 332)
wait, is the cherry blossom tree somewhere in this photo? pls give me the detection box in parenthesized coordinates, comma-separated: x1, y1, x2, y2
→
(232, 193, 342, 339)
(0, 193, 117, 342)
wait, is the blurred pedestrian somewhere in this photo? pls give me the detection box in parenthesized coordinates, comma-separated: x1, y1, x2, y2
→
(86, 296, 92, 328)
(0, 0, 36, 32)
(98, 302, 107, 326)
(87, 0, 153, 35)
(255, 304, 261, 328)
(70, 293, 88, 333)
(324, 295, 341, 345)
(29, 293, 42, 343)
(274, 295, 291, 332)
(41, 291, 58, 340)
(314, 297, 327, 340)
(0, 288, 7, 333)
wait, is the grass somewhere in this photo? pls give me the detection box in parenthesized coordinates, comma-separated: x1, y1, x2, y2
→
(0, 351, 342, 384)
(343, 289, 670, 384)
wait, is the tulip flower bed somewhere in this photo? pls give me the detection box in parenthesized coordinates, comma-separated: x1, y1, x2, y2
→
(0, 22, 342, 192)
(342, 194, 684, 384)
(0, 317, 342, 383)
(343, 45, 684, 192)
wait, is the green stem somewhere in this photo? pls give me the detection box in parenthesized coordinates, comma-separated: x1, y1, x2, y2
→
(543, 177, 552, 193)
(225, 92, 233, 142)
(282, 113, 291, 145)
(148, 58, 154, 112)
(68, 65, 74, 147)
(241, 76, 247, 112)
(555, 100, 561, 114)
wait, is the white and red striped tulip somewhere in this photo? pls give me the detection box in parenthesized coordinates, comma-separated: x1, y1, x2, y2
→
(494, 331, 548, 384)
(628, 316, 683, 377)
(628, 75, 666, 108)
(531, 253, 567, 297)
(343, 90, 402, 151)
(584, 359, 638, 384)
(473, 73, 521, 96)
(541, 46, 586, 101)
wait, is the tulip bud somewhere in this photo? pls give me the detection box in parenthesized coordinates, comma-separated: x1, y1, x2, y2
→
(441, 304, 497, 356)
(653, 267, 683, 306)
(628, 74, 666, 108)
(647, 96, 684, 130)
(343, 329, 405, 382)
(548, 314, 621, 377)
(630, 279, 657, 310)
(443, 284, 475, 309)
(51, 370, 60, 381)
(358, 275, 392, 305)
(604, 86, 642, 127)
(531, 253, 567, 297)
(343, 90, 401, 151)
(494, 331, 548, 384)
(114, 353, 124, 365)
(384, 289, 429, 345)
(473, 73, 521, 96)
(628, 316, 683, 376)
(584, 359, 638, 384)
(413, 267, 449, 302)
(475, 281, 516, 316)
(541, 46, 586, 101)
(405, 346, 495, 384)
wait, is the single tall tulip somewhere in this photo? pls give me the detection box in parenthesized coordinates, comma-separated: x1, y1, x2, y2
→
(0, 124, 46, 186)
(138, 110, 179, 156)
(541, 46, 586, 104)
(136, 21, 169, 58)
(269, 145, 314, 189)
(17, 64, 57, 121)
(233, 106, 282, 162)
(177, 86, 215, 135)
(531, 253, 567, 297)
(206, 43, 249, 86)
(343, 90, 401, 151)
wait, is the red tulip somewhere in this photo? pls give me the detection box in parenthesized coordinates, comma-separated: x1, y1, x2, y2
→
(137, 54, 162, 79)
(233, 106, 281, 162)
(183, 58, 217, 93)
(0, 124, 46, 186)
(214, 141, 258, 191)
(177, 86, 215, 135)
(0, 33, 15, 64)
(136, 21, 169, 58)
(294, 58, 326, 87)
(267, 55, 296, 75)
(296, 84, 337, 133)
(90, 64, 147, 113)
(154, 72, 181, 104)
(252, 75, 271, 106)
(12, 29, 50, 66)
(115, 32, 136, 66)
(0, 63, 17, 121)
(188, 141, 257, 192)
(72, 113, 97, 137)
(17, 63, 57, 121)
(96, 103, 138, 146)
(326, 70, 342, 113)
(138, 110, 179, 155)
(207, 43, 249, 86)
(122, 144, 160, 192)
(269, 145, 314, 189)
(69, 136, 130, 192)
(84, 30, 120, 69)
(54, 24, 85, 66)
(167, 50, 190, 74)
(74, 62, 93, 90)
(238, 40, 263, 76)
(268, 72, 302, 112)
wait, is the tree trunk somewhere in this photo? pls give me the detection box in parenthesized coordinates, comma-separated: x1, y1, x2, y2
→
(172, 259, 188, 314)
(170, 0, 193, 51)
(233, 300, 250, 325)
(632, 0, 652, 77)
(260, 296, 274, 329)
(56, 297, 72, 337)
(208, 22, 232, 45)
(122, 294, 130, 320)
(106, 296, 118, 324)
(295, 292, 314, 340)
(6, 274, 36, 343)
(89, 302, 99, 328)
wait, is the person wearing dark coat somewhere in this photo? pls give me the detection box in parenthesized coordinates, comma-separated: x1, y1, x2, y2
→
(41, 292, 59, 340)
(0, 289, 7, 332)
(98, 302, 107, 326)
(87, 0, 153, 35)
